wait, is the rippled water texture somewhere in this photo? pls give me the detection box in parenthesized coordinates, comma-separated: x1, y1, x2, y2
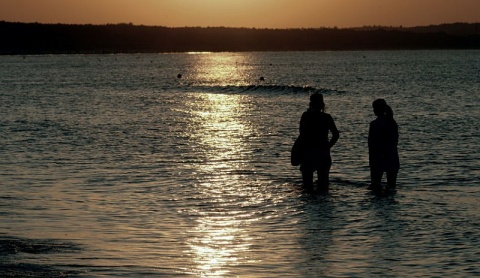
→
(1, 51, 479, 277)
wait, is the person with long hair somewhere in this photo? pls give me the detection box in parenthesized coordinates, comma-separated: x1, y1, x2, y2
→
(298, 93, 339, 191)
(368, 99, 400, 191)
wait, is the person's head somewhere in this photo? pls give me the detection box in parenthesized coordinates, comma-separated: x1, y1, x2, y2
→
(309, 93, 325, 112)
(372, 98, 394, 118)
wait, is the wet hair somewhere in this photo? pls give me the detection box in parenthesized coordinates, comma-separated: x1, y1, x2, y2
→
(372, 99, 394, 119)
(309, 93, 325, 112)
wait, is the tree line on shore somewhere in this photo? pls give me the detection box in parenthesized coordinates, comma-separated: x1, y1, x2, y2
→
(1, 21, 479, 54)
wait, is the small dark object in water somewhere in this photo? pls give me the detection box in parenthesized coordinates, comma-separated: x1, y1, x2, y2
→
(177, 74, 182, 78)
(259, 76, 265, 81)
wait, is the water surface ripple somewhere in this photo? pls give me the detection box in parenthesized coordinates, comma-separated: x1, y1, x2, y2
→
(1, 51, 479, 277)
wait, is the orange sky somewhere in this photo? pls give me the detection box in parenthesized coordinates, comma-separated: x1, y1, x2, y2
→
(1, 0, 479, 28)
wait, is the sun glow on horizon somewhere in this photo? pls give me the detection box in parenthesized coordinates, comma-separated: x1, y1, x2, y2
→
(0, 0, 479, 28)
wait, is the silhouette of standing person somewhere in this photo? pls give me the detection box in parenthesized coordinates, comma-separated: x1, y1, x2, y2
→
(298, 93, 339, 191)
(368, 99, 400, 191)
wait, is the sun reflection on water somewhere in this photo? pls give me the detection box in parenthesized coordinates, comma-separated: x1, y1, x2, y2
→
(188, 216, 255, 277)
(189, 53, 254, 86)
(184, 89, 264, 276)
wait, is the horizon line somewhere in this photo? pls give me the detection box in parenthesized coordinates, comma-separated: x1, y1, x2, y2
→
(2, 20, 479, 30)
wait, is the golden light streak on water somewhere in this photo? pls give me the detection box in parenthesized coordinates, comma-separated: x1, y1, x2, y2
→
(189, 52, 254, 86)
(184, 91, 263, 276)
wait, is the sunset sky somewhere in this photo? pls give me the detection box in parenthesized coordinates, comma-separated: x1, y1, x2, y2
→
(1, 0, 479, 28)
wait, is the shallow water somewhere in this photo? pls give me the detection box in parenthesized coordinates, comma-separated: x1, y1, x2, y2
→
(1, 51, 480, 277)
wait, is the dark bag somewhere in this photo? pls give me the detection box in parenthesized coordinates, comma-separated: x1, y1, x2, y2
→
(291, 136, 303, 166)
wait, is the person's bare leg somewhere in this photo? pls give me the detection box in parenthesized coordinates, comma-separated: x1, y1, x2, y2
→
(317, 166, 330, 192)
(302, 170, 314, 191)
(386, 170, 398, 190)
(370, 168, 383, 191)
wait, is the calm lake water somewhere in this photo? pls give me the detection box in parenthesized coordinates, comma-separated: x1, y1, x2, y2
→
(1, 51, 479, 277)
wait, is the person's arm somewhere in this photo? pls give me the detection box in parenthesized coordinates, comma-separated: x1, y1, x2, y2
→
(299, 112, 307, 136)
(368, 122, 373, 150)
(392, 121, 399, 146)
(329, 116, 340, 149)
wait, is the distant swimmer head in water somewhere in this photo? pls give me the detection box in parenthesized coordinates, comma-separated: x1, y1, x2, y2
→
(177, 73, 182, 79)
(372, 98, 394, 118)
(259, 76, 265, 81)
(309, 92, 325, 112)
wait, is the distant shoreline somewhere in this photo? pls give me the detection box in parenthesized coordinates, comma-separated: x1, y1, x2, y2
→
(1, 21, 479, 55)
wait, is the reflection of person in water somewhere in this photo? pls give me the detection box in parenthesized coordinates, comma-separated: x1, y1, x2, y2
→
(368, 99, 400, 191)
(298, 93, 339, 191)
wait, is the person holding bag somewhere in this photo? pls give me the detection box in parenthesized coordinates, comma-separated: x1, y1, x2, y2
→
(292, 93, 339, 192)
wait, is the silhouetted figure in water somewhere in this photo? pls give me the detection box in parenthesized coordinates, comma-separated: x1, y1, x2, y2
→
(297, 93, 339, 191)
(368, 99, 400, 192)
